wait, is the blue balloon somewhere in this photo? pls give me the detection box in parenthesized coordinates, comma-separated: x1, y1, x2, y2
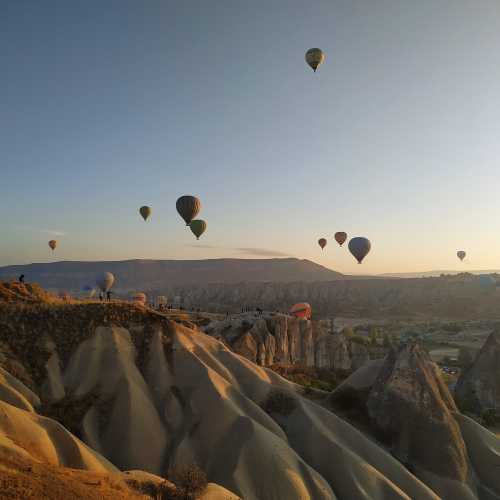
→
(348, 237, 371, 264)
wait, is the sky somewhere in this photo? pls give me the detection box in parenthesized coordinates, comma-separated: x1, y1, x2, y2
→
(2, 0, 500, 274)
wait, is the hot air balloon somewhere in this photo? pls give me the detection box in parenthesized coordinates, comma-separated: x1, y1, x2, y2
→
(334, 232, 347, 247)
(318, 238, 327, 250)
(457, 251, 466, 261)
(176, 195, 201, 225)
(48, 240, 57, 251)
(290, 303, 312, 320)
(139, 206, 152, 221)
(132, 292, 147, 305)
(96, 272, 115, 292)
(305, 48, 325, 72)
(190, 219, 207, 240)
(348, 237, 371, 264)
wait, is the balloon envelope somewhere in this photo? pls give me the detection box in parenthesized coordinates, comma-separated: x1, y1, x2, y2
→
(176, 195, 201, 225)
(305, 48, 325, 72)
(318, 238, 327, 250)
(132, 292, 147, 305)
(48, 240, 57, 251)
(96, 272, 115, 292)
(139, 206, 152, 221)
(457, 251, 466, 261)
(334, 232, 347, 246)
(290, 303, 312, 319)
(190, 219, 207, 240)
(348, 237, 371, 264)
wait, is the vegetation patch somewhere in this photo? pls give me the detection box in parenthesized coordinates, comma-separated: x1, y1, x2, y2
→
(166, 463, 208, 500)
(261, 388, 297, 416)
(270, 364, 340, 393)
(0, 341, 35, 390)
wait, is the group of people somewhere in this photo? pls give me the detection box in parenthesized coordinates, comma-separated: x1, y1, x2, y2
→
(98, 291, 112, 302)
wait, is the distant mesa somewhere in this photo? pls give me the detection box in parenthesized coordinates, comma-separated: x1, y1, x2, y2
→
(0, 258, 343, 290)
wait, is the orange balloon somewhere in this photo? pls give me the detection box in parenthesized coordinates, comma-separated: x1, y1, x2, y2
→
(290, 303, 312, 319)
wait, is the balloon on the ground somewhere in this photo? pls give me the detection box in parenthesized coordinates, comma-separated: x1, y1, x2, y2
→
(348, 237, 371, 264)
(96, 272, 115, 292)
(132, 292, 147, 305)
(290, 303, 312, 319)
(176, 195, 201, 225)
(305, 48, 325, 72)
(190, 219, 207, 240)
(48, 240, 57, 251)
(457, 250, 466, 261)
(334, 232, 347, 246)
(318, 238, 327, 250)
(139, 206, 152, 221)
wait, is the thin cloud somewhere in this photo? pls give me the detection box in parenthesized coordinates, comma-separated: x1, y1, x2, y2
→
(236, 247, 290, 257)
(185, 244, 220, 249)
(186, 244, 291, 257)
(14, 225, 66, 237)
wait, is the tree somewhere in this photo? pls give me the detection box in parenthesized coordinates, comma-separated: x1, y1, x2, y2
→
(342, 327, 354, 340)
(382, 332, 392, 348)
(369, 326, 379, 346)
(442, 355, 452, 366)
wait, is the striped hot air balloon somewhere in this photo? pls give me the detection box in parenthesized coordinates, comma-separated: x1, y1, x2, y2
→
(290, 303, 312, 320)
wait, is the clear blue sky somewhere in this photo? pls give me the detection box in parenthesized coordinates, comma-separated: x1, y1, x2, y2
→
(2, 0, 500, 273)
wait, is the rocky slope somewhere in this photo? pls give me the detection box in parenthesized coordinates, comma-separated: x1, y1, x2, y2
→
(1, 288, 500, 499)
(203, 312, 370, 372)
(455, 330, 500, 416)
(367, 344, 473, 499)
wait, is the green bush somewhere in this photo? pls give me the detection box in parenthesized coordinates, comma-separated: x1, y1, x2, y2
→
(342, 327, 354, 339)
(167, 463, 208, 500)
(350, 335, 369, 346)
(482, 408, 500, 427)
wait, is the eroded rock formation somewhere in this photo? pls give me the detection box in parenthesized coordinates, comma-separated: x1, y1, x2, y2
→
(204, 312, 369, 372)
(455, 330, 500, 415)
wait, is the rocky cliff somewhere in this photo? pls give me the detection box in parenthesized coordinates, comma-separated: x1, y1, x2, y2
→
(367, 344, 469, 485)
(161, 276, 500, 319)
(203, 312, 370, 372)
(455, 330, 500, 415)
(330, 343, 487, 499)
